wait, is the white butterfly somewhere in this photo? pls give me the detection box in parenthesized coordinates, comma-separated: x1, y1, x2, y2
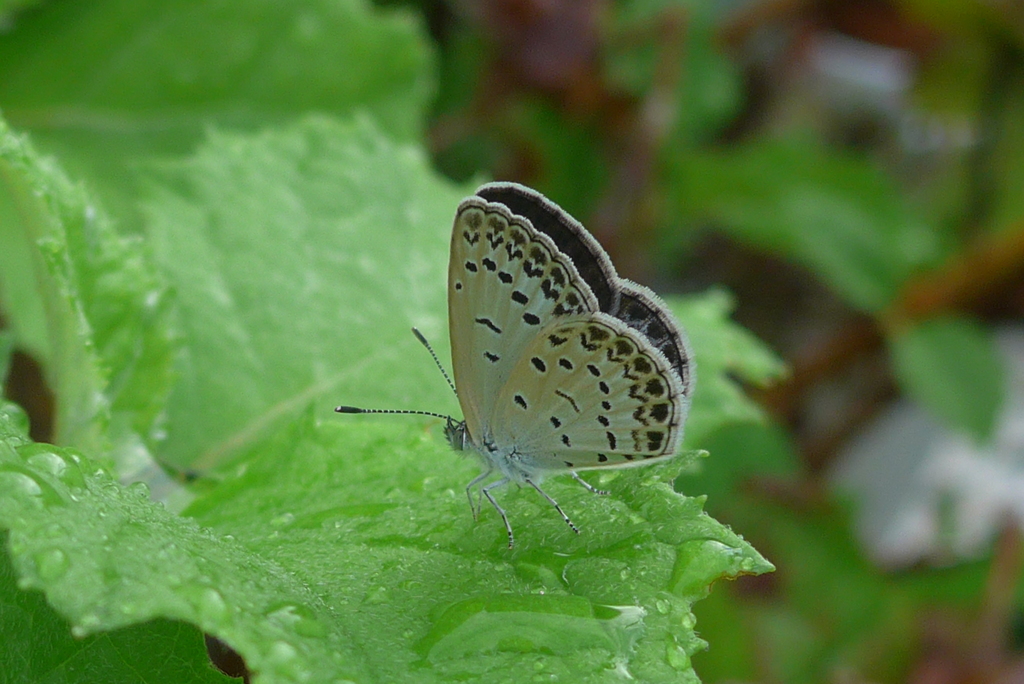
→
(339, 183, 694, 547)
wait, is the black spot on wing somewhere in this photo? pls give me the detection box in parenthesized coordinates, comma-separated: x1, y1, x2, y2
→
(531, 357, 547, 372)
(498, 271, 513, 284)
(606, 432, 617, 449)
(475, 318, 501, 334)
(613, 339, 633, 357)
(561, 434, 571, 447)
(555, 390, 581, 413)
(632, 357, 652, 374)
(465, 261, 478, 272)
(550, 416, 561, 428)
(514, 394, 528, 409)
(523, 312, 541, 326)
(558, 358, 573, 370)
(645, 378, 664, 397)
(484, 351, 499, 363)
(482, 257, 497, 271)
(512, 291, 529, 305)
(523, 260, 544, 278)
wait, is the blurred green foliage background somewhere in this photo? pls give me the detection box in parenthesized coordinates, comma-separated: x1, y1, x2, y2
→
(1, 0, 1023, 682)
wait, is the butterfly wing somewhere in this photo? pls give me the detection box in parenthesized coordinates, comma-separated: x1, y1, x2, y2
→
(613, 281, 695, 402)
(448, 197, 599, 443)
(488, 312, 689, 471)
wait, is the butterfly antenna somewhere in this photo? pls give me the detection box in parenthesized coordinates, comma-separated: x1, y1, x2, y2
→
(334, 406, 453, 421)
(411, 327, 457, 397)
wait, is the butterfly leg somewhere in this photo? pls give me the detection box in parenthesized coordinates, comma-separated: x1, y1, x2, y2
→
(570, 471, 608, 496)
(481, 477, 514, 548)
(465, 467, 493, 520)
(526, 480, 580, 536)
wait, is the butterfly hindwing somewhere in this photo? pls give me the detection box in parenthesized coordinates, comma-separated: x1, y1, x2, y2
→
(489, 313, 688, 471)
(448, 197, 599, 441)
(612, 281, 695, 399)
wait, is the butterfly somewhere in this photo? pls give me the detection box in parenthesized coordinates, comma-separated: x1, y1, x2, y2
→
(338, 183, 694, 547)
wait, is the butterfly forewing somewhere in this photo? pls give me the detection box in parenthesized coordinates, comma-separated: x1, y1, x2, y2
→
(448, 198, 599, 442)
(475, 183, 620, 311)
(489, 313, 687, 470)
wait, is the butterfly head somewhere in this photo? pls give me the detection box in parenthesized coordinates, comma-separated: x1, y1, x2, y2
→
(443, 417, 470, 452)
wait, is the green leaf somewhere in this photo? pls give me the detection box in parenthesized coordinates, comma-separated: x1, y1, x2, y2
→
(0, 117, 174, 464)
(0, 543, 235, 684)
(668, 288, 786, 445)
(140, 115, 466, 469)
(0, 121, 103, 448)
(667, 136, 944, 311)
(0, 396, 771, 683)
(888, 316, 1005, 442)
(0, 406, 362, 682)
(0, 0, 435, 228)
